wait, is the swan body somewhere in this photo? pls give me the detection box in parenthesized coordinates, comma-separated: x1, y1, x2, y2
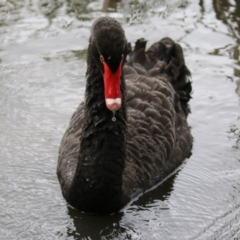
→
(57, 17, 192, 214)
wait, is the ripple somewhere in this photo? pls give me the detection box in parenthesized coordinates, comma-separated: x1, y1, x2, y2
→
(0, 0, 240, 239)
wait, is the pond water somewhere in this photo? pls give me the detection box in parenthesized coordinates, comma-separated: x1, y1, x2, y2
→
(0, 0, 240, 239)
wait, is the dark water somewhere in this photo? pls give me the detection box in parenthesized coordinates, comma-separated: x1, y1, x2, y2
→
(0, 0, 240, 239)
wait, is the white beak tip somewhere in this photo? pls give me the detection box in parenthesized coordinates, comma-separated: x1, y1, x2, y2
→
(105, 98, 122, 112)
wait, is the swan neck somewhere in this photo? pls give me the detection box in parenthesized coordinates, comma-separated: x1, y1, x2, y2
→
(69, 53, 127, 214)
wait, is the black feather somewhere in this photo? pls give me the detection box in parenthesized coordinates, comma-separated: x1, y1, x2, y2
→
(57, 17, 193, 215)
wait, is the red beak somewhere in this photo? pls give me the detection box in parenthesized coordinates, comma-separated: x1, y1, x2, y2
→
(101, 56, 123, 112)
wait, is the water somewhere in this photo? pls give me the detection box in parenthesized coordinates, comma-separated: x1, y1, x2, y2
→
(112, 112, 116, 122)
(0, 0, 240, 239)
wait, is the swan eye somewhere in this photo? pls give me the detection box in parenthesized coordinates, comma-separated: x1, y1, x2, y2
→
(100, 55, 104, 63)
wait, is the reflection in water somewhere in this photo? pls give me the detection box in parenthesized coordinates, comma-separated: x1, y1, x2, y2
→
(67, 171, 178, 239)
(133, 170, 178, 206)
(0, 0, 192, 27)
(1, 0, 240, 239)
(213, 0, 240, 39)
(213, 0, 240, 147)
(39, 0, 63, 21)
(199, 0, 205, 13)
(67, 207, 124, 239)
(213, 0, 240, 78)
(102, 0, 121, 12)
(65, 0, 94, 20)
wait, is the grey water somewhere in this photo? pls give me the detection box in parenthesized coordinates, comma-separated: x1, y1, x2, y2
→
(0, 0, 240, 239)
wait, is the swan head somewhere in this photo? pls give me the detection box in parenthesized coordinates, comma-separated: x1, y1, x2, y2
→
(90, 17, 128, 112)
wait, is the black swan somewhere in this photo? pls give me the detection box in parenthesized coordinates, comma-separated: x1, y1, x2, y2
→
(57, 16, 193, 214)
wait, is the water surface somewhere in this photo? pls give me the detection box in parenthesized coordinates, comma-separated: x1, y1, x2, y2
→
(0, 0, 240, 239)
